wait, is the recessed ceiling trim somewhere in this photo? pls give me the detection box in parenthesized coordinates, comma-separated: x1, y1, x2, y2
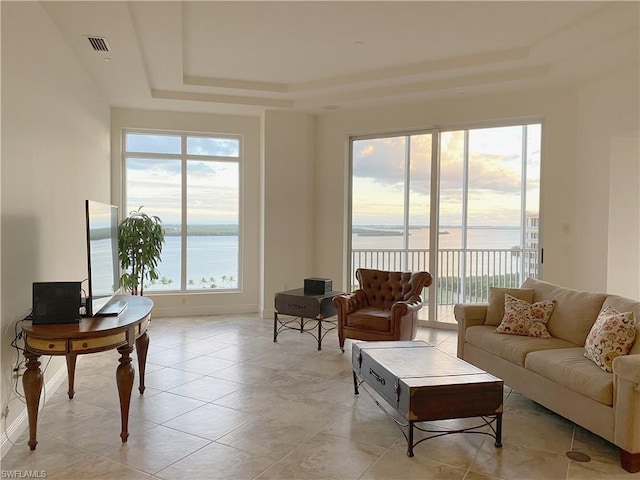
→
(292, 47, 532, 92)
(182, 46, 531, 95)
(183, 75, 288, 93)
(151, 89, 293, 108)
(295, 65, 551, 109)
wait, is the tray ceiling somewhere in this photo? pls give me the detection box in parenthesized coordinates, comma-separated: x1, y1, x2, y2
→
(41, 1, 639, 115)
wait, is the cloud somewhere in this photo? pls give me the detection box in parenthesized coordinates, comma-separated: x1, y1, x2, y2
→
(351, 126, 541, 226)
(126, 133, 240, 158)
(187, 137, 239, 157)
(126, 133, 181, 155)
(353, 135, 432, 191)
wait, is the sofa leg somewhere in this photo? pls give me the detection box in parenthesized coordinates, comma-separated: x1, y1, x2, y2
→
(620, 448, 640, 473)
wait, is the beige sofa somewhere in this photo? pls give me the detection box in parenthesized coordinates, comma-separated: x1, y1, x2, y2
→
(454, 278, 640, 473)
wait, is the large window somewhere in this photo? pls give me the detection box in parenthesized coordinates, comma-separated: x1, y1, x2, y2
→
(350, 123, 541, 325)
(123, 130, 241, 292)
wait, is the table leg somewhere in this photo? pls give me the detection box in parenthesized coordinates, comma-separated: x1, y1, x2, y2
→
(273, 312, 278, 342)
(66, 354, 77, 399)
(317, 320, 322, 350)
(23, 352, 43, 451)
(407, 420, 415, 457)
(353, 371, 359, 395)
(494, 413, 503, 447)
(135, 332, 149, 394)
(116, 344, 135, 442)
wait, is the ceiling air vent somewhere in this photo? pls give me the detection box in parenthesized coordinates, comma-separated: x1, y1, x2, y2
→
(86, 36, 111, 52)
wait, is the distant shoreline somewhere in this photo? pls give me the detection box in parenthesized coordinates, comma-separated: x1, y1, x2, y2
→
(159, 224, 521, 237)
(162, 224, 238, 236)
(352, 226, 517, 237)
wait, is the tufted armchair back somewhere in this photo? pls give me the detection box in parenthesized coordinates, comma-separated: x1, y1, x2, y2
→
(356, 268, 430, 310)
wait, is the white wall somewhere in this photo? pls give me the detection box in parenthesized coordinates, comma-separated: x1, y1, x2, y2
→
(606, 134, 640, 298)
(1, 2, 111, 454)
(111, 108, 261, 316)
(574, 67, 640, 296)
(314, 87, 581, 293)
(261, 111, 315, 316)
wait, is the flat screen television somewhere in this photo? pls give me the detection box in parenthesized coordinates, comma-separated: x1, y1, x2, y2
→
(84, 200, 127, 316)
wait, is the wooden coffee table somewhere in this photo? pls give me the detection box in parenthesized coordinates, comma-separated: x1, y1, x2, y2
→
(352, 340, 503, 456)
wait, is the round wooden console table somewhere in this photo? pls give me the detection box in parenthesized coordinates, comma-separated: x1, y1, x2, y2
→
(21, 295, 153, 450)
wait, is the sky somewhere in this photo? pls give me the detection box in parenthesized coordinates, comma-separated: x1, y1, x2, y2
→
(123, 126, 541, 229)
(352, 124, 541, 227)
(125, 133, 240, 225)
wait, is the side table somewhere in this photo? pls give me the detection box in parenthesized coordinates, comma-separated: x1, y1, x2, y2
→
(20, 295, 152, 450)
(273, 288, 340, 350)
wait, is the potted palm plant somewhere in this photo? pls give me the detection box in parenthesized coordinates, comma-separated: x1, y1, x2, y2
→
(118, 206, 165, 295)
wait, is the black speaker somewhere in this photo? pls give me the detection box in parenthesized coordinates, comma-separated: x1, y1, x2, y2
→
(304, 278, 333, 295)
(32, 282, 82, 325)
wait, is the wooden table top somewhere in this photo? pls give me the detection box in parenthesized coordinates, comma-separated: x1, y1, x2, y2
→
(22, 295, 153, 340)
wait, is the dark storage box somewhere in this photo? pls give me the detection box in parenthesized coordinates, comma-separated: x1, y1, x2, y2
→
(304, 278, 332, 295)
(275, 288, 337, 320)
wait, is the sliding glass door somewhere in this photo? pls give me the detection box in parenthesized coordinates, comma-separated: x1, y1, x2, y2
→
(350, 132, 434, 286)
(349, 123, 541, 326)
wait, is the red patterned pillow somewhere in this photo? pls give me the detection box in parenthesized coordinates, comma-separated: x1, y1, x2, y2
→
(495, 294, 555, 338)
(584, 306, 636, 372)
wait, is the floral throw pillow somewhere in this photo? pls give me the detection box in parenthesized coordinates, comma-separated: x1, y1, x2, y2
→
(495, 294, 555, 338)
(584, 306, 636, 373)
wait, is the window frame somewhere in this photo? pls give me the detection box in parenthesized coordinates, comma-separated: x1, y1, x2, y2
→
(121, 128, 243, 293)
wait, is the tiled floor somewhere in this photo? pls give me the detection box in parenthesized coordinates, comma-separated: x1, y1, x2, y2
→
(2, 314, 636, 479)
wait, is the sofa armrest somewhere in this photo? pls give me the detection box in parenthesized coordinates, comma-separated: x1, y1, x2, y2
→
(454, 303, 489, 327)
(454, 303, 488, 359)
(613, 354, 640, 384)
(613, 354, 640, 453)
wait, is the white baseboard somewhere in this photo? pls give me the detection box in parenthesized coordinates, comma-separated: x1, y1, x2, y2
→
(1, 363, 68, 459)
(151, 303, 259, 317)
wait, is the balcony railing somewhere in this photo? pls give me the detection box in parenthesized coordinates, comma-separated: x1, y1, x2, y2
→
(351, 248, 539, 308)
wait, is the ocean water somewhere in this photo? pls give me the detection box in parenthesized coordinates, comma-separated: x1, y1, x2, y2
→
(143, 226, 524, 292)
(352, 227, 521, 250)
(150, 235, 239, 291)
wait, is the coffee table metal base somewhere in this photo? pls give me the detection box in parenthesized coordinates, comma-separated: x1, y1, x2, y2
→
(353, 371, 502, 456)
(351, 341, 503, 457)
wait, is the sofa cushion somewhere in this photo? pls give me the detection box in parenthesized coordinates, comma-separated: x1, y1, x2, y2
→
(495, 294, 555, 338)
(584, 306, 636, 372)
(522, 278, 606, 346)
(486, 287, 535, 326)
(601, 295, 640, 355)
(525, 348, 613, 406)
(466, 325, 576, 366)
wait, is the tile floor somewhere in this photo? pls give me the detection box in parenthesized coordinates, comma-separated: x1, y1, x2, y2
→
(2, 314, 637, 479)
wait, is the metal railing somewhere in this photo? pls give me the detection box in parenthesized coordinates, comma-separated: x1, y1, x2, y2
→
(350, 248, 539, 306)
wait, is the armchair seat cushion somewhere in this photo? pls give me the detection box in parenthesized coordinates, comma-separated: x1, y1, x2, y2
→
(345, 307, 391, 333)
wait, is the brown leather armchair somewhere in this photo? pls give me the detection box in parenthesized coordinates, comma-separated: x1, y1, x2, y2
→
(332, 268, 432, 352)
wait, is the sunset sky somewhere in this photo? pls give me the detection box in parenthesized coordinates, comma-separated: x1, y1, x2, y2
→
(123, 125, 541, 229)
(352, 124, 541, 227)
